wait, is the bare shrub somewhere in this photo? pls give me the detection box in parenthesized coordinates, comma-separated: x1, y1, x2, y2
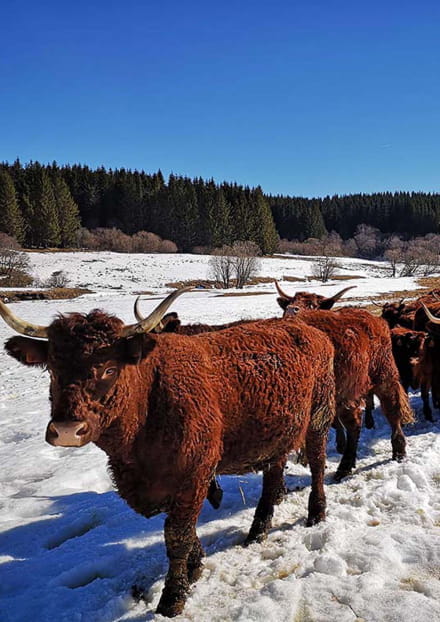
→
(93, 228, 132, 252)
(384, 236, 404, 277)
(278, 239, 298, 254)
(158, 239, 178, 253)
(311, 256, 340, 282)
(0, 232, 21, 250)
(209, 246, 234, 288)
(132, 231, 161, 253)
(0, 248, 32, 286)
(77, 227, 100, 250)
(279, 232, 345, 257)
(209, 241, 261, 289)
(353, 224, 382, 259)
(45, 270, 69, 288)
(191, 245, 212, 255)
(342, 237, 357, 257)
(231, 241, 261, 289)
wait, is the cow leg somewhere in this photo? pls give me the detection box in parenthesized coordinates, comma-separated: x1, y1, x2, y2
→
(333, 417, 346, 453)
(157, 494, 206, 618)
(334, 405, 362, 482)
(421, 381, 433, 421)
(364, 392, 375, 429)
(187, 536, 204, 584)
(375, 381, 408, 461)
(245, 458, 287, 545)
(306, 425, 327, 526)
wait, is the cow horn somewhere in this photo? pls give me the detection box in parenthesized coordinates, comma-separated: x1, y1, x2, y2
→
(134, 295, 143, 322)
(422, 303, 440, 325)
(371, 299, 382, 307)
(122, 287, 192, 336)
(0, 299, 49, 338)
(326, 285, 356, 303)
(133, 295, 164, 332)
(274, 280, 291, 299)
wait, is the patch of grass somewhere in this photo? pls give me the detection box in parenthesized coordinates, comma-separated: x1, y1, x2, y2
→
(165, 279, 219, 289)
(281, 275, 306, 283)
(0, 288, 93, 302)
(215, 291, 273, 298)
(332, 274, 365, 280)
(417, 277, 440, 290)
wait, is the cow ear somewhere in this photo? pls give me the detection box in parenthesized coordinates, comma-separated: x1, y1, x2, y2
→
(319, 298, 336, 310)
(122, 334, 156, 365)
(162, 318, 181, 333)
(277, 297, 290, 311)
(5, 336, 48, 366)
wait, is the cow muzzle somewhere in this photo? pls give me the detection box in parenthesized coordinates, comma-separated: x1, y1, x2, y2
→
(46, 421, 91, 447)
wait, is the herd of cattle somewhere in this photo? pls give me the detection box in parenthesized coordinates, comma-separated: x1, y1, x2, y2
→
(1, 282, 439, 617)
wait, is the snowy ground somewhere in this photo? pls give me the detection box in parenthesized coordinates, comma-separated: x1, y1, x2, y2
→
(1, 252, 439, 622)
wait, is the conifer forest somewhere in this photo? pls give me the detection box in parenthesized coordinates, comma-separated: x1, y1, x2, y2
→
(1, 160, 440, 252)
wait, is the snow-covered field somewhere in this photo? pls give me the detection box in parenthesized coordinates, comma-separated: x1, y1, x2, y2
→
(1, 252, 439, 622)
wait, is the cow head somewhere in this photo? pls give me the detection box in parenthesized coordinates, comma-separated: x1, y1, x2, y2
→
(391, 328, 427, 388)
(380, 300, 407, 328)
(1, 289, 190, 448)
(275, 281, 356, 317)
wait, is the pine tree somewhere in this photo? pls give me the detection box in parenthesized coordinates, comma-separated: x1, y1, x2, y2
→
(30, 167, 61, 247)
(0, 169, 24, 243)
(53, 176, 81, 247)
(250, 187, 279, 254)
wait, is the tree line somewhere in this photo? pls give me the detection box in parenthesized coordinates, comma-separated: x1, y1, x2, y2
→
(0, 160, 278, 253)
(1, 159, 440, 253)
(271, 192, 440, 240)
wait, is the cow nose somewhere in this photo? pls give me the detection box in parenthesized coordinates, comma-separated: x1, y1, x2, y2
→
(46, 421, 90, 447)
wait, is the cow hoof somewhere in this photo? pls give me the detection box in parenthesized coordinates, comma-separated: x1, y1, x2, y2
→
(306, 511, 325, 527)
(156, 593, 187, 618)
(333, 469, 351, 482)
(244, 531, 267, 547)
(131, 585, 147, 602)
(393, 453, 406, 463)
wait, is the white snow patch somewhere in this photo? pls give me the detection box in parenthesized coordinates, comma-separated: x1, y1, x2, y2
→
(1, 252, 439, 621)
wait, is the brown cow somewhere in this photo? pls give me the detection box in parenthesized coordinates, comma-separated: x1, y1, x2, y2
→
(1, 294, 335, 618)
(275, 285, 413, 481)
(379, 300, 415, 329)
(380, 290, 440, 330)
(415, 304, 440, 413)
(275, 282, 356, 315)
(390, 328, 434, 419)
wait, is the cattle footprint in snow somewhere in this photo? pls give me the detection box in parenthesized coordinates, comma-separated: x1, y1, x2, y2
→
(58, 561, 113, 588)
(45, 515, 101, 550)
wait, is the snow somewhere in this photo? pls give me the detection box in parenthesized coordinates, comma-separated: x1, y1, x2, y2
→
(1, 252, 440, 622)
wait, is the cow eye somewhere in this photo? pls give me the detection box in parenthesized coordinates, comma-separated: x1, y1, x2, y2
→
(103, 367, 117, 377)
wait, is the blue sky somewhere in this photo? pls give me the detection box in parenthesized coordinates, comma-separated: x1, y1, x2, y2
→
(1, 1, 439, 197)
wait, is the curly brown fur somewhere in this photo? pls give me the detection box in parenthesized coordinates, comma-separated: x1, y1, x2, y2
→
(5, 314, 335, 618)
(281, 308, 413, 480)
